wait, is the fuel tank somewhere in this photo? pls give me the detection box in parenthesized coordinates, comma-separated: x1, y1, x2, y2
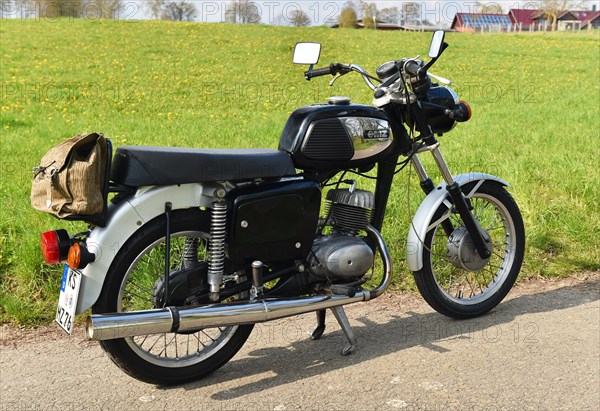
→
(278, 100, 394, 170)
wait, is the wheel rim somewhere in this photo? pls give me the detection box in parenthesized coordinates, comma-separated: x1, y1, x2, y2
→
(428, 192, 517, 305)
(117, 231, 240, 368)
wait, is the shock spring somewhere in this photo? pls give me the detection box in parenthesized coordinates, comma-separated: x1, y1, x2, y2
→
(208, 201, 227, 301)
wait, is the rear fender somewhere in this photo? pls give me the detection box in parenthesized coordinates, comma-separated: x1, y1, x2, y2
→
(76, 183, 218, 313)
(406, 173, 509, 272)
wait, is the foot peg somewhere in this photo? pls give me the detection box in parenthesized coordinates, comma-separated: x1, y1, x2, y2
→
(330, 284, 358, 297)
(309, 306, 357, 356)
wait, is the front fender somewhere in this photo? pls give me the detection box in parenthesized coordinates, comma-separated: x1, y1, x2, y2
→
(406, 173, 509, 272)
(76, 183, 217, 313)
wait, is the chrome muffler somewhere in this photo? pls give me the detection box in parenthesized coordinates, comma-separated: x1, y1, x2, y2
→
(87, 292, 367, 341)
(86, 225, 392, 341)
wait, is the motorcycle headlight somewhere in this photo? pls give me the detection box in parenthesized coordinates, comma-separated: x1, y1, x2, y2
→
(421, 86, 460, 135)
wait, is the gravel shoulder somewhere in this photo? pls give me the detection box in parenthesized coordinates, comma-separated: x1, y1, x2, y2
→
(1, 272, 599, 411)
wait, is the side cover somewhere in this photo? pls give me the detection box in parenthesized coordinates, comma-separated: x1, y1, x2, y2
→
(227, 181, 321, 264)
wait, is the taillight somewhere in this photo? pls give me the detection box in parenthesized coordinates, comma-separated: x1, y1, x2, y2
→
(40, 229, 70, 264)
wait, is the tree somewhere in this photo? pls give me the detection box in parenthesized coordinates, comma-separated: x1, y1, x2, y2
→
(379, 7, 400, 24)
(39, 0, 83, 18)
(84, 0, 121, 19)
(161, 1, 196, 21)
(289, 9, 310, 27)
(475, 2, 503, 14)
(360, 1, 378, 28)
(148, 0, 165, 19)
(338, 6, 357, 28)
(402, 1, 420, 25)
(537, 0, 584, 30)
(226, 0, 261, 24)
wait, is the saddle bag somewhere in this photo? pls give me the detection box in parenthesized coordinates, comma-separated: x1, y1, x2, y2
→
(31, 133, 112, 224)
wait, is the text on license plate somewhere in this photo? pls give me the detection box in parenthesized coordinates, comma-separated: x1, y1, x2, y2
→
(55, 265, 82, 335)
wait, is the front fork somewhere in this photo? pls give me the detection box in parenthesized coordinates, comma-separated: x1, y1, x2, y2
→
(411, 144, 492, 259)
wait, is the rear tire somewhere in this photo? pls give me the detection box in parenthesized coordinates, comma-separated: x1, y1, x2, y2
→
(93, 208, 253, 385)
(413, 181, 525, 319)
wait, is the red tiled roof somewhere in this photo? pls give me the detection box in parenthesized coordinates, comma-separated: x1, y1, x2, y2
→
(559, 10, 600, 22)
(509, 8, 538, 25)
(558, 10, 600, 22)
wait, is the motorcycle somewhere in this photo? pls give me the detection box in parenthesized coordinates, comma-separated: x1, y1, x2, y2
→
(36, 31, 525, 385)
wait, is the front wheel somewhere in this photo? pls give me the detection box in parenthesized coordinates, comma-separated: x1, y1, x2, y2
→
(413, 181, 525, 319)
(93, 209, 254, 385)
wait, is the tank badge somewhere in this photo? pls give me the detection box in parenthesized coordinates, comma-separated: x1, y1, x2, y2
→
(364, 129, 390, 141)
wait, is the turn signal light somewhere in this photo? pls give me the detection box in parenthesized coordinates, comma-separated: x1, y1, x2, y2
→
(458, 100, 472, 121)
(67, 242, 95, 270)
(40, 229, 70, 264)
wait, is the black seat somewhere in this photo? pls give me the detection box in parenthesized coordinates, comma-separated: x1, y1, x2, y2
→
(111, 146, 297, 187)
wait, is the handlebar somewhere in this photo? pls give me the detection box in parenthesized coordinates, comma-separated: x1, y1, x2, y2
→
(305, 63, 379, 90)
(304, 66, 333, 80)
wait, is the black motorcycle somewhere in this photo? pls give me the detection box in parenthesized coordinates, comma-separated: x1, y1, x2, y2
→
(36, 31, 525, 385)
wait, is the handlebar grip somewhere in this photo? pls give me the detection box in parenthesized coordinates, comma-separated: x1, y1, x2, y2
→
(404, 60, 422, 77)
(305, 66, 333, 80)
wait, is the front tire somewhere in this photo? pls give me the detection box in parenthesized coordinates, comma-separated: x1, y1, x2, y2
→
(413, 181, 525, 319)
(93, 208, 254, 385)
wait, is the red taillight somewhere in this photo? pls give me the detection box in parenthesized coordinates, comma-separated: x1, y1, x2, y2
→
(41, 231, 60, 264)
(40, 229, 70, 264)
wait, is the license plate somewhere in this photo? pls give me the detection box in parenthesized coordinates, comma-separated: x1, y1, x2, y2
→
(55, 265, 82, 335)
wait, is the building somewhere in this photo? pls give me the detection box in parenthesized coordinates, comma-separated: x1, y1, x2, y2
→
(331, 20, 440, 31)
(451, 8, 600, 32)
(451, 13, 512, 32)
(508, 8, 539, 31)
(581, 12, 600, 29)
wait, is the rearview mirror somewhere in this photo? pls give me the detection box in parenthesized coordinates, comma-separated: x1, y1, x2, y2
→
(293, 42, 321, 65)
(428, 31, 445, 59)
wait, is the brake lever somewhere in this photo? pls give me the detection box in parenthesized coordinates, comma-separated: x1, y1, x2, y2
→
(328, 73, 343, 86)
(429, 72, 452, 86)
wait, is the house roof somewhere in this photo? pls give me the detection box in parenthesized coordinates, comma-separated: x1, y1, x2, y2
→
(509, 8, 538, 26)
(581, 11, 600, 28)
(531, 9, 600, 22)
(558, 10, 600, 21)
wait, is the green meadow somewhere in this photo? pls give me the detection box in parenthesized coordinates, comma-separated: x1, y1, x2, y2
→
(1, 19, 599, 324)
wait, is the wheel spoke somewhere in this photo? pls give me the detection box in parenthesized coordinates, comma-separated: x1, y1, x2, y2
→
(424, 186, 521, 307)
(113, 229, 248, 368)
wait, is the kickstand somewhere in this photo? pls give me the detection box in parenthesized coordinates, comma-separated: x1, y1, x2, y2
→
(331, 306, 357, 356)
(310, 309, 327, 340)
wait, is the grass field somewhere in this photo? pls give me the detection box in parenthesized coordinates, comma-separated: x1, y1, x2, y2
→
(1, 19, 599, 324)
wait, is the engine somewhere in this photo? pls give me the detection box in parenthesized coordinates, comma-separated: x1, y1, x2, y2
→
(308, 187, 375, 280)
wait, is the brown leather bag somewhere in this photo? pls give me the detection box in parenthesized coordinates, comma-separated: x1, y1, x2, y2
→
(31, 133, 109, 219)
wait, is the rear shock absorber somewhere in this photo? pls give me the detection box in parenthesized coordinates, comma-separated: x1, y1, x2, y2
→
(182, 237, 199, 270)
(208, 201, 227, 302)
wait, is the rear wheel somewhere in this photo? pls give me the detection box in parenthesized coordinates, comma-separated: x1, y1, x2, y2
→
(93, 209, 253, 385)
(413, 181, 525, 319)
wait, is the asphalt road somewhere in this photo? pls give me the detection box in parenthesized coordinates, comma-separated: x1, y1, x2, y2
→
(1, 273, 598, 411)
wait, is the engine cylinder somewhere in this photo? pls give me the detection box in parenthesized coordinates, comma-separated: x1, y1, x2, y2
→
(326, 188, 375, 233)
